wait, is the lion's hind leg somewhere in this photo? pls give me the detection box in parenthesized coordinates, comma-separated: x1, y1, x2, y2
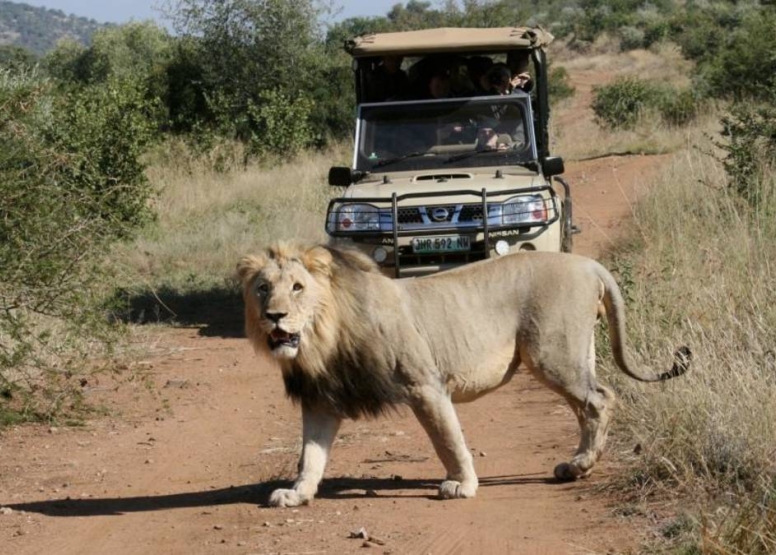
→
(552, 383, 615, 481)
(522, 333, 615, 481)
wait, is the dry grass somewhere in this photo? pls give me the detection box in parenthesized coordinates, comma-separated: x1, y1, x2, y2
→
(597, 124, 776, 553)
(113, 139, 350, 289)
(550, 42, 705, 161)
(555, 40, 693, 86)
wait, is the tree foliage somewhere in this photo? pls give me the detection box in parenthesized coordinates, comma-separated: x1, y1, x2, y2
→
(719, 96, 776, 204)
(0, 44, 36, 70)
(161, 0, 327, 146)
(0, 68, 156, 420)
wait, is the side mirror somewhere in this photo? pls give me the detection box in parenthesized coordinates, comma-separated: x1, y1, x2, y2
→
(541, 156, 565, 177)
(328, 166, 353, 187)
(328, 166, 369, 186)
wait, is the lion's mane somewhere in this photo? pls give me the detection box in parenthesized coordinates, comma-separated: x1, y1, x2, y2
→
(239, 243, 408, 419)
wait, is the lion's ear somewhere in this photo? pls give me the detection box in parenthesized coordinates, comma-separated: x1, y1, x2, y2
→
(301, 246, 334, 277)
(236, 254, 267, 286)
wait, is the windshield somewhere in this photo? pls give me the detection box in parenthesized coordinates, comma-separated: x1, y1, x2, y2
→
(355, 95, 535, 173)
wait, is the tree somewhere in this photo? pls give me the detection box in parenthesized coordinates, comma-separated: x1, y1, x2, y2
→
(0, 68, 157, 419)
(162, 0, 333, 149)
(0, 45, 37, 71)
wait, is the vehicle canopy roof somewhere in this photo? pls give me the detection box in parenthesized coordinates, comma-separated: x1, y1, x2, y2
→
(345, 26, 554, 58)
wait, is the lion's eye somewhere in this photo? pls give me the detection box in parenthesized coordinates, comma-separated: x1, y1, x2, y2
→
(257, 283, 269, 295)
(292, 282, 304, 292)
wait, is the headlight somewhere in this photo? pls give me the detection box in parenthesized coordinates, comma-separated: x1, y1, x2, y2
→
(328, 203, 381, 233)
(497, 194, 549, 225)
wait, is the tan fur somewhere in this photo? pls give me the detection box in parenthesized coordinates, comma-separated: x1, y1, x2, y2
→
(238, 243, 691, 507)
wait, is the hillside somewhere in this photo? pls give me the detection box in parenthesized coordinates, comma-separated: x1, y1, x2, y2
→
(0, 0, 110, 55)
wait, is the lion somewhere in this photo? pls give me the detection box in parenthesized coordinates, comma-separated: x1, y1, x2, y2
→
(237, 243, 691, 507)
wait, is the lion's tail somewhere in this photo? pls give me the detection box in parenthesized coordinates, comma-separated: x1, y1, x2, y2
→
(598, 266, 692, 382)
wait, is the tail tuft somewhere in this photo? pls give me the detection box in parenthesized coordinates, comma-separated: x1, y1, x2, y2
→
(658, 346, 692, 381)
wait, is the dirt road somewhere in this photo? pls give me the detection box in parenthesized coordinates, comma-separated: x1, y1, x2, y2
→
(0, 74, 664, 555)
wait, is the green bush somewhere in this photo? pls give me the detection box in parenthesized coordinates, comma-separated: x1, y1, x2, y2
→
(44, 79, 159, 232)
(658, 88, 701, 127)
(701, 11, 776, 101)
(0, 45, 37, 71)
(642, 18, 669, 48)
(0, 69, 156, 422)
(718, 97, 776, 204)
(548, 65, 575, 104)
(592, 77, 661, 129)
(618, 25, 646, 51)
(593, 77, 701, 129)
(247, 88, 314, 155)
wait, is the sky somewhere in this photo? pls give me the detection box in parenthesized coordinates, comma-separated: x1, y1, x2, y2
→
(19, 0, 402, 25)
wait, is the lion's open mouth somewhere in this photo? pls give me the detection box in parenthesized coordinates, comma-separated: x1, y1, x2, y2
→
(268, 329, 300, 350)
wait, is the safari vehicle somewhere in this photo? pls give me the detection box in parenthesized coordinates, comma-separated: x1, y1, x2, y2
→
(326, 27, 575, 277)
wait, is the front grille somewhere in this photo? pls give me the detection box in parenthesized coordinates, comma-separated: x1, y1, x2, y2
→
(397, 207, 423, 224)
(426, 205, 456, 223)
(459, 204, 484, 223)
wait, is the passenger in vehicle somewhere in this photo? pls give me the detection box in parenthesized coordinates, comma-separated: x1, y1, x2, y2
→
(475, 127, 512, 151)
(478, 60, 532, 96)
(406, 64, 452, 100)
(507, 51, 533, 93)
(510, 71, 532, 92)
(407, 55, 462, 100)
(365, 55, 409, 102)
(484, 63, 513, 95)
(426, 67, 453, 99)
(465, 55, 494, 95)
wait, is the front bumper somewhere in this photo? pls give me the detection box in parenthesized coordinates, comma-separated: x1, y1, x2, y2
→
(326, 186, 561, 278)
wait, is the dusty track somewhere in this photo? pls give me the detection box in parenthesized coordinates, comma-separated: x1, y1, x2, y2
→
(0, 72, 665, 555)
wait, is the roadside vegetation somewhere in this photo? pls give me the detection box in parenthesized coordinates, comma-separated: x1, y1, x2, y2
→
(597, 96, 776, 553)
(2, 1, 776, 552)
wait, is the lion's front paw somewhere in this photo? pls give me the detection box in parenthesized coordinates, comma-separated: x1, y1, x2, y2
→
(438, 480, 477, 500)
(268, 488, 309, 508)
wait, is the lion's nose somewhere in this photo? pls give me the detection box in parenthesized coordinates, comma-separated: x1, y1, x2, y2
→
(266, 312, 287, 324)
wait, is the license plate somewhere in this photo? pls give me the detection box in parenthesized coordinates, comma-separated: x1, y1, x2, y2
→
(411, 236, 471, 254)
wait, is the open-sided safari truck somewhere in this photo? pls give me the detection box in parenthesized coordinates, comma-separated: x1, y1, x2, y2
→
(326, 27, 575, 277)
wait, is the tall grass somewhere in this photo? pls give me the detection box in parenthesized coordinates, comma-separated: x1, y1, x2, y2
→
(114, 139, 349, 291)
(599, 129, 776, 553)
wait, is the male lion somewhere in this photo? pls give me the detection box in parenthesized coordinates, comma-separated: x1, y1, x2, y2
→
(237, 243, 690, 507)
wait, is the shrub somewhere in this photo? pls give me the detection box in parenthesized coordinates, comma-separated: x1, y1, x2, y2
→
(247, 88, 315, 156)
(548, 65, 576, 104)
(44, 79, 159, 232)
(592, 77, 661, 129)
(0, 45, 37, 71)
(701, 11, 776, 101)
(642, 18, 669, 48)
(718, 97, 776, 204)
(0, 69, 156, 421)
(618, 25, 645, 51)
(658, 88, 701, 127)
(593, 77, 701, 129)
